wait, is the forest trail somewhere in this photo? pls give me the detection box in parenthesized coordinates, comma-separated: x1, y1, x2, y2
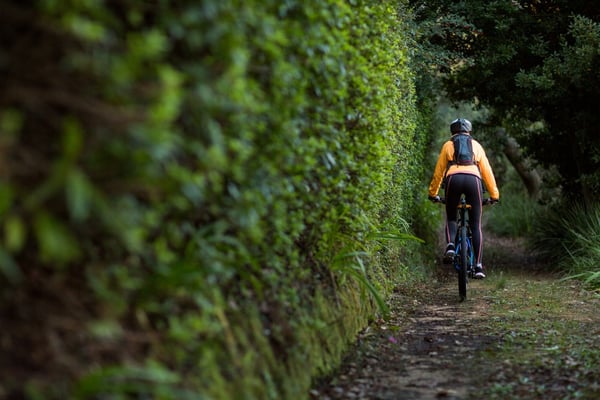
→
(310, 235, 600, 400)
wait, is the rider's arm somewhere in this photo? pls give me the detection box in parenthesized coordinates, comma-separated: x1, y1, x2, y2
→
(428, 141, 452, 198)
(474, 144, 500, 200)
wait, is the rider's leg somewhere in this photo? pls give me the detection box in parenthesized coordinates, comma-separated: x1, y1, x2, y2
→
(444, 175, 461, 247)
(464, 175, 483, 264)
(463, 175, 485, 278)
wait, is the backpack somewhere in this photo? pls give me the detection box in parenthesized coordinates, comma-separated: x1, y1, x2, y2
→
(451, 133, 476, 165)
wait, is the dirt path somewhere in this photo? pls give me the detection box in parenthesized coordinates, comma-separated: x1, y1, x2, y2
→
(310, 236, 600, 400)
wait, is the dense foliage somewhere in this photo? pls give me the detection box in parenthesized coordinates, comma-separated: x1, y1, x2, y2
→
(411, 0, 600, 203)
(0, 1, 425, 398)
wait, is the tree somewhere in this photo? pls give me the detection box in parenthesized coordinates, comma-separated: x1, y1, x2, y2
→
(411, 0, 600, 204)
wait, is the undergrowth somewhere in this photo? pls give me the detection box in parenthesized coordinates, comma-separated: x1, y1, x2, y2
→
(529, 201, 600, 290)
(485, 182, 540, 238)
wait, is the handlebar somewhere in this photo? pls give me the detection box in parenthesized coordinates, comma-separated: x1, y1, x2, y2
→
(430, 197, 498, 206)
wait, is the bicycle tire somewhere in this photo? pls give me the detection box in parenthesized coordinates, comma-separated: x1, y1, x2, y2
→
(468, 240, 475, 279)
(458, 225, 468, 301)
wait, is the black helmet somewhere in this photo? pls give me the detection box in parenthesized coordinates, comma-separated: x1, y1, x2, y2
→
(450, 118, 472, 134)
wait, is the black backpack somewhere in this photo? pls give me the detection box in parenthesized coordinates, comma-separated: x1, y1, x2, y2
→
(451, 133, 476, 165)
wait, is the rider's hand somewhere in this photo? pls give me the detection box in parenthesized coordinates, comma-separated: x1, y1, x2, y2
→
(428, 195, 441, 203)
(490, 198, 499, 204)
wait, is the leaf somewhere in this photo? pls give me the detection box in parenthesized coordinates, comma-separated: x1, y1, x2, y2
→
(87, 319, 124, 340)
(65, 168, 93, 221)
(0, 185, 13, 218)
(4, 215, 26, 252)
(0, 108, 23, 137)
(33, 212, 81, 266)
(74, 362, 181, 399)
(62, 117, 84, 161)
(62, 13, 108, 42)
(368, 231, 425, 243)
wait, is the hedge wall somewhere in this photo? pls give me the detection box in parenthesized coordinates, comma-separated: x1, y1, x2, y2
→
(0, 1, 425, 399)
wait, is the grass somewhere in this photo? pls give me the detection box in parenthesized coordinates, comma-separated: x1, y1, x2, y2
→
(467, 272, 600, 400)
(470, 181, 600, 398)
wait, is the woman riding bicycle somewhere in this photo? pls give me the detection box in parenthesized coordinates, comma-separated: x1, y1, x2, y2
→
(428, 118, 500, 279)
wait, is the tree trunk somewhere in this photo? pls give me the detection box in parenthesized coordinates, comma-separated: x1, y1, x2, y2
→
(497, 128, 541, 199)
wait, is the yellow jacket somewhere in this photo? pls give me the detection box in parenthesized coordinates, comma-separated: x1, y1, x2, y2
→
(428, 135, 500, 200)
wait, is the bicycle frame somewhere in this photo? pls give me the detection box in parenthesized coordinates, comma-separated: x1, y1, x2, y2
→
(453, 197, 474, 301)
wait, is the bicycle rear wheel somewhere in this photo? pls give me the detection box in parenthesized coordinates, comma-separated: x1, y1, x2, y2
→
(458, 225, 468, 301)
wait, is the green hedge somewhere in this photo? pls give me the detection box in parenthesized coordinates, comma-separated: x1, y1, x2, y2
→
(0, 1, 424, 398)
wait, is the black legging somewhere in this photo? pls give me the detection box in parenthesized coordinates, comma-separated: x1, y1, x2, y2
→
(445, 173, 483, 265)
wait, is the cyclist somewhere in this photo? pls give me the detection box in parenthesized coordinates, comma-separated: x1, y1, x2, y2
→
(428, 118, 500, 278)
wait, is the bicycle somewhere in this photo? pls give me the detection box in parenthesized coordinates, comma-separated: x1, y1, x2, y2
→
(433, 195, 495, 301)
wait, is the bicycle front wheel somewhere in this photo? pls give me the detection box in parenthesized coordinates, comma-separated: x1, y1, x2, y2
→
(458, 225, 468, 301)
